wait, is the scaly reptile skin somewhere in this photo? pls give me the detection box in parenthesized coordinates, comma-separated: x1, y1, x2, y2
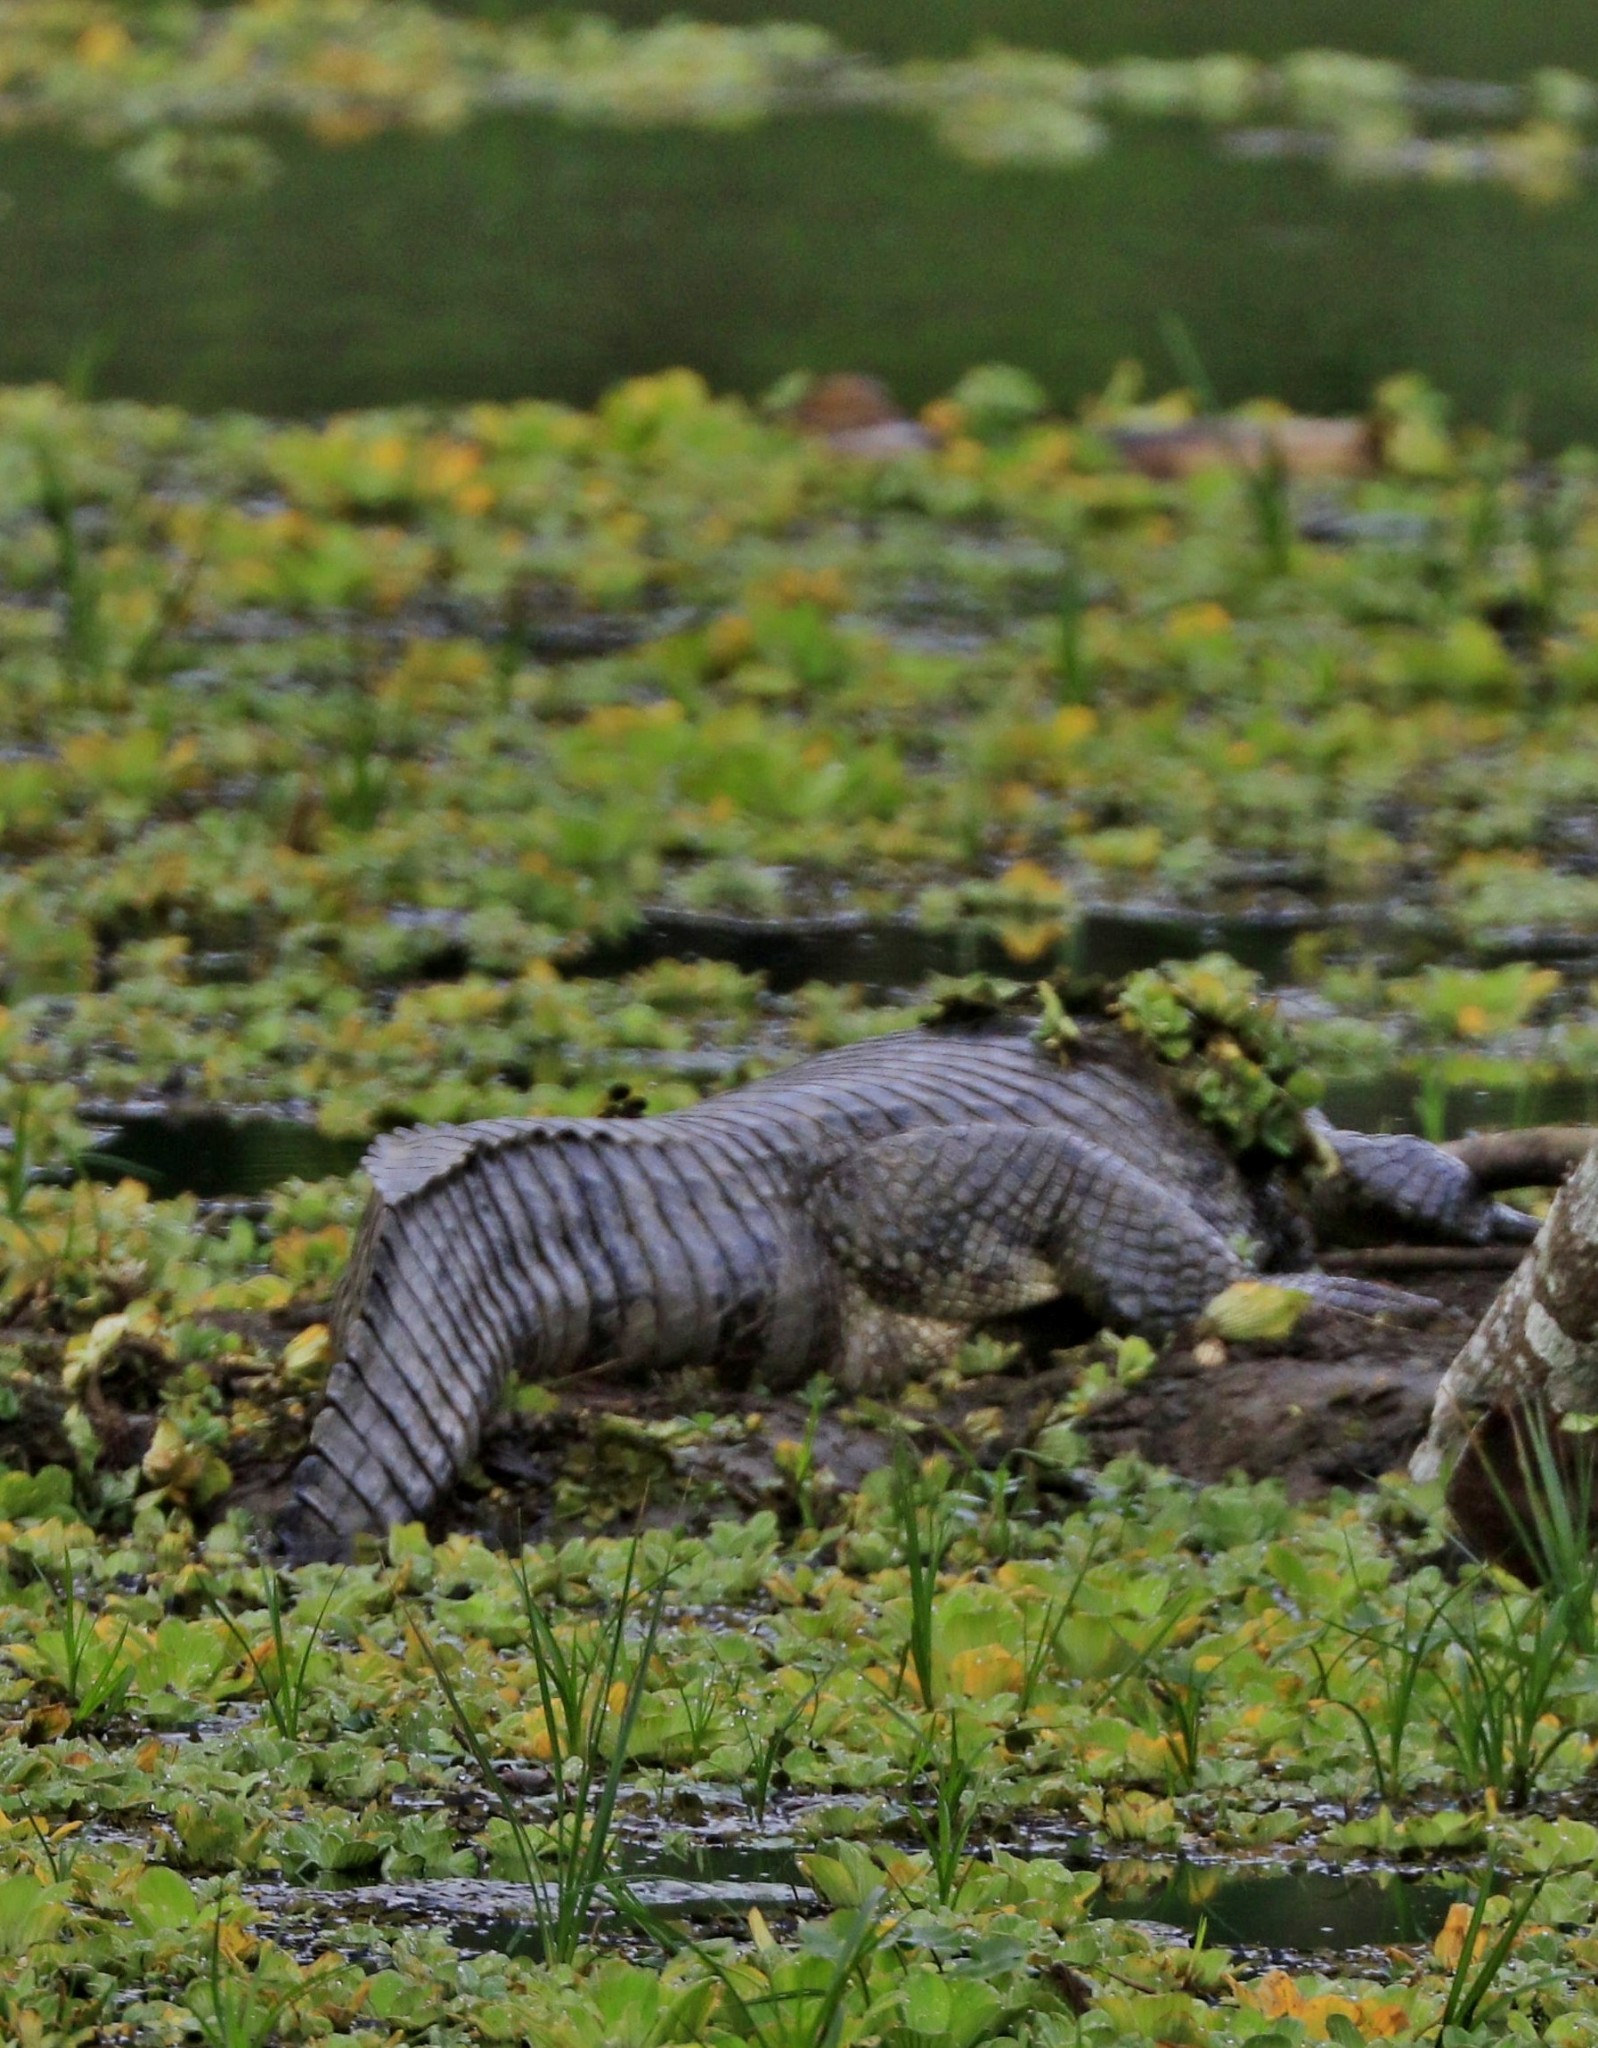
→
(283, 1022, 1533, 1555)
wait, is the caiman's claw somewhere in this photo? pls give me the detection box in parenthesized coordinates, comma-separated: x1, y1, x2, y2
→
(1485, 1199, 1539, 1245)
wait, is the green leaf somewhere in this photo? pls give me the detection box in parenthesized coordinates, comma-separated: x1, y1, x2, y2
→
(800, 1842, 885, 1908)
(1202, 1280, 1311, 1343)
(0, 1465, 74, 1518)
(128, 1864, 199, 1936)
(0, 1873, 68, 1958)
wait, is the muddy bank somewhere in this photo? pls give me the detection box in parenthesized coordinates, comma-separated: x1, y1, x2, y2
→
(420, 1267, 1506, 1542)
(3, 1265, 1505, 1545)
(1073, 1268, 1504, 1499)
(444, 1266, 1507, 1539)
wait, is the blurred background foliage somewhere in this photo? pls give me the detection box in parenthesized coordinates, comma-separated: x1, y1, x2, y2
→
(7, 4, 1598, 431)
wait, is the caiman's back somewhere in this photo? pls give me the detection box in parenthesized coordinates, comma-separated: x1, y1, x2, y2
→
(698, 1024, 1253, 1241)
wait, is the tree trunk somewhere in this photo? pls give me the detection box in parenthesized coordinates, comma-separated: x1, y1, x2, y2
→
(1411, 1143, 1598, 1568)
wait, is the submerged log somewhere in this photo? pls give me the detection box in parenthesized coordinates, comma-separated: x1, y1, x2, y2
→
(1444, 1126, 1598, 1193)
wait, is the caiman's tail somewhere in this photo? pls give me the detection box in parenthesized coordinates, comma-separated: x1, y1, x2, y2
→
(282, 1120, 556, 1559)
(278, 1114, 809, 1560)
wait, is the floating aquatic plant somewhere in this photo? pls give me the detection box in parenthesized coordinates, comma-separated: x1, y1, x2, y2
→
(1114, 955, 1324, 1162)
(7, 7, 1598, 202)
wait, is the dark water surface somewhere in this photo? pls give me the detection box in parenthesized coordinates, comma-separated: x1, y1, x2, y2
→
(77, 903, 1596, 1197)
(11, 110, 1598, 434)
(90, 1113, 365, 1198)
(88, 1071, 1595, 1198)
(639, 1832, 1481, 1955)
(1089, 1856, 1477, 1955)
(277, 1849, 1481, 1966)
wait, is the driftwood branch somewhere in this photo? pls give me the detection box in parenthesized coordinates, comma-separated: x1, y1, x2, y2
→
(1322, 1244, 1528, 1276)
(1443, 1125, 1598, 1192)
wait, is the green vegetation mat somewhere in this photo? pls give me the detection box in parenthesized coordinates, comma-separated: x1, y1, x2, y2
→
(7, 362, 1598, 2039)
(3, 369, 1598, 1159)
(10, 1434, 1598, 2041)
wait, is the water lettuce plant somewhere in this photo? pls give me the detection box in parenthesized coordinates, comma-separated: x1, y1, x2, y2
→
(7, 1451, 1598, 2041)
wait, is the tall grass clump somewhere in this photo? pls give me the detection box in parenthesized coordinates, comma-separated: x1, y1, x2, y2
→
(189, 1911, 297, 2048)
(1423, 1403, 1598, 1805)
(1433, 1586, 1584, 1808)
(1481, 1404, 1598, 1638)
(207, 1567, 343, 1743)
(889, 1444, 953, 1709)
(32, 1551, 136, 1726)
(34, 439, 200, 703)
(413, 1536, 670, 1962)
(1434, 1861, 1551, 2034)
(1242, 437, 1294, 579)
(34, 440, 108, 696)
(1311, 1572, 1451, 1806)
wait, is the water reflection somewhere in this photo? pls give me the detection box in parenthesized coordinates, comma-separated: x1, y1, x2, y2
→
(1092, 1855, 1476, 1953)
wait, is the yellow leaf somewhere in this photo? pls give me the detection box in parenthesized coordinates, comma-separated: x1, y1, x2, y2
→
(76, 20, 131, 65)
(947, 1645, 1025, 1701)
(1354, 2002, 1413, 2039)
(505, 1712, 554, 1761)
(1050, 704, 1098, 746)
(1202, 1280, 1311, 1344)
(1234, 1970, 1303, 2019)
(217, 1921, 258, 1965)
(998, 917, 1068, 964)
(1234, 1972, 1405, 2036)
(1167, 599, 1233, 643)
(1433, 1899, 1489, 1967)
(281, 1323, 331, 1381)
(996, 859, 1069, 905)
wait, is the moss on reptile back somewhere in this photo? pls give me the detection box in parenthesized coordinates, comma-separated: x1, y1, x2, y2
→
(922, 954, 1323, 1169)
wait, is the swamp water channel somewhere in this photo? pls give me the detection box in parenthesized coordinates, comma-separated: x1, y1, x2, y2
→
(21, 0, 1598, 429)
(246, 1839, 1487, 1973)
(79, 901, 1598, 1196)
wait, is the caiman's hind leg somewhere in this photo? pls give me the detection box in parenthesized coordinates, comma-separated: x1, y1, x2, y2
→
(831, 1285, 971, 1395)
(814, 1123, 1436, 1393)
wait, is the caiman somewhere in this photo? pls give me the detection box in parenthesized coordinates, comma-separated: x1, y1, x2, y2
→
(282, 972, 1534, 1558)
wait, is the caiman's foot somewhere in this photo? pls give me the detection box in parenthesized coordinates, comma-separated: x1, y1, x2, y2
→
(836, 1286, 969, 1393)
(1309, 1119, 1540, 1251)
(1276, 1270, 1440, 1324)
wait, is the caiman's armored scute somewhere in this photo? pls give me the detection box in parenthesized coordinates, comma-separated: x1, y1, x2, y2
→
(284, 1017, 1534, 1557)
